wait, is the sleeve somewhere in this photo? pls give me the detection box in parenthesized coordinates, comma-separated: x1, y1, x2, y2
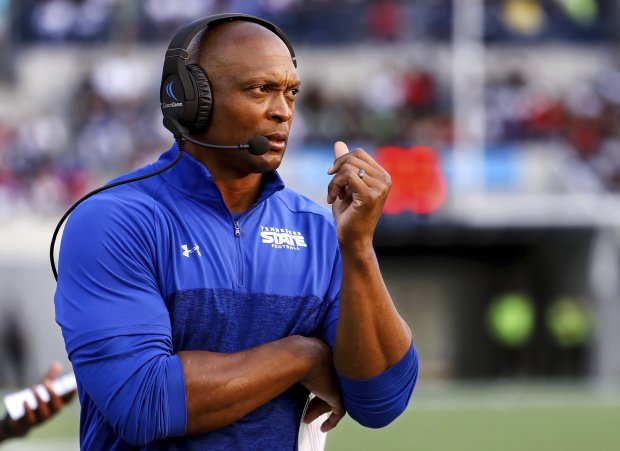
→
(54, 194, 187, 445)
(319, 249, 419, 429)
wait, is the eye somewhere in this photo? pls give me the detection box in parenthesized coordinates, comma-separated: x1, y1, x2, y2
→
(286, 87, 300, 100)
(249, 85, 270, 95)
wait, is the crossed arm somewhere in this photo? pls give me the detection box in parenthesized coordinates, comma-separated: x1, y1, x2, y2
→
(178, 140, 417, 433)
(181, 241, 416, 436)
(180, 335, 342, 434)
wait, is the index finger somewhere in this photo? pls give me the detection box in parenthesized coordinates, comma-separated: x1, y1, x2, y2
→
(320, 406, 345, 432)
(43, 380, 63, 413)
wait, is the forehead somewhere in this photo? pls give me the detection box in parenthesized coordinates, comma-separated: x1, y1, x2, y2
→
(228, 60, 299, 86)
(199, 22, 298, 81)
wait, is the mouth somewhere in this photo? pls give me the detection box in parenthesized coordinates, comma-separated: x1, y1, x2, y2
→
(264, 133, 288, 152)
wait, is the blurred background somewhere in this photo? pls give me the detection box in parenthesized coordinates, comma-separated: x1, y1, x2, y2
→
(1, 0, 620, 449)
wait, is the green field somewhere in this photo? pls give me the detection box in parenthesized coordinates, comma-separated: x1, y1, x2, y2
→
(327, 382, 620, 451)
(3, 382, 620, 450)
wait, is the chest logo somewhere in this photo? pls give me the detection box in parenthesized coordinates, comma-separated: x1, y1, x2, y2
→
(181, 244, 201, 258)
(260, 226, 307, 251)
(260, 226, 308, 251)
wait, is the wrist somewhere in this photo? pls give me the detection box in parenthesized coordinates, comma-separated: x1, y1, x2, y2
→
(282, 336, 318, 380)
(288, 336, 331, 382)
(338, 239, 375, 260)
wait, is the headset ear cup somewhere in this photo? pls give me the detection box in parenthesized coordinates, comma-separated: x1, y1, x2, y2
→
(186, 64, 213, 134)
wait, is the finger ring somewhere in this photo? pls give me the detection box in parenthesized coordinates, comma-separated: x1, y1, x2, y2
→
(357, 168, 365, 180)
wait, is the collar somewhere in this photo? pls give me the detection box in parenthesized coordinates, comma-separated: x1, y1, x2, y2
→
(157, 142, 285, 205)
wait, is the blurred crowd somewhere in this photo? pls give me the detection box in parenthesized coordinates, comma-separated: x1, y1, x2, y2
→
(7, 0, 616, 45)
(2, 57, 620, 216)
(0, 0, 619, 216)
(486, 68, 620, 191)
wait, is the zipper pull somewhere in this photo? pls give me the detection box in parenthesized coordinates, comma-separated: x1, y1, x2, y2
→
(234, 220, 241, 237)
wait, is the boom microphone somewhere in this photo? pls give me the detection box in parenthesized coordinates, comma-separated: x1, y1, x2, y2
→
(182, 133, 270, 156)
(246, 136, 271, 155)
(163, 116, 270, 155)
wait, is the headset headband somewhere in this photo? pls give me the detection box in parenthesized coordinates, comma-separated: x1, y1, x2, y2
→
(161, 13, 297, 103)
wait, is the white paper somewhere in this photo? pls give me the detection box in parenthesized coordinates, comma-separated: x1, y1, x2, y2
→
(298, 394, 329, 451)
(3, 373, 77, 420)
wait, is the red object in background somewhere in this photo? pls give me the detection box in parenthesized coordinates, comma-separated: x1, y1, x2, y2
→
(366, 0, 402, 41)
(528, 98, 566, 135)
(568, 118, 602, 157)
(402, 71, 436, 109)
(375, 146, 447, 214)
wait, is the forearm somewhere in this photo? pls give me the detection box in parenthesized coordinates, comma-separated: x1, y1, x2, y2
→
(72, 333, 335, 445)
(334, 243, 412, 379)
(181, 335, 320, 434)
(325, 142, 417, 427)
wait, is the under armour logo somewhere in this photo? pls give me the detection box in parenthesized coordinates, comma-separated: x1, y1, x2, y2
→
(181, 244, 201, 258)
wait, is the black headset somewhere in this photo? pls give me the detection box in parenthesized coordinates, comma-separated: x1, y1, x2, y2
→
(160, 13, 297, 138)
(51, 14, 296, 280)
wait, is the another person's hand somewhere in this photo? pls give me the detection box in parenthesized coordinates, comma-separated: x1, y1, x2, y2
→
(0, 362, 76, 443)
(299, 338, 345, 432)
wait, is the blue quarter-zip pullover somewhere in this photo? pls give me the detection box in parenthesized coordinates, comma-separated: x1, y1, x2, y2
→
(55, 143, 418, 450)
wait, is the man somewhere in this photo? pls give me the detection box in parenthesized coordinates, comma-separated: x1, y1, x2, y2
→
(55, 15, 418, 450)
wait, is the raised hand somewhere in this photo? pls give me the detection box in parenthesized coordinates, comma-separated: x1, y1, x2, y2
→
(327, 141, 391, 247)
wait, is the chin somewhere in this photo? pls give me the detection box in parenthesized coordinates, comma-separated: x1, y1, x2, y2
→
(252, 152, 284, 173)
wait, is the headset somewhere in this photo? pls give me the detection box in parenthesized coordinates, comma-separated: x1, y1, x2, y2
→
(50, 13, 297, 280)
(160, 13, 296, 138)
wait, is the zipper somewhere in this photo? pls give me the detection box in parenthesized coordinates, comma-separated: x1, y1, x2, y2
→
(232, 219, 244, 289)
(230, 206, 260, 290)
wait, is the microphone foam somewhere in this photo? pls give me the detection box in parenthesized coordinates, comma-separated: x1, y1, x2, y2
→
(247, 136, 270, 156)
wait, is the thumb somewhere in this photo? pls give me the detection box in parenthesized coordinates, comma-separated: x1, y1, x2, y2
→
(41, 361, 63, 383)
(334, 141, 349, 160)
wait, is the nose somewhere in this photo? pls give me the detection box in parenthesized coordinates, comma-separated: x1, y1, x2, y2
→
(268, 94, 293, 123)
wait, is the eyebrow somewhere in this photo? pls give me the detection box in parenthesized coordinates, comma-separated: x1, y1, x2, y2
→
(244, 76, 301, 88)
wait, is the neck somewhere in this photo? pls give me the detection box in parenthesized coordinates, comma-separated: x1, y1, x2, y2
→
(214, 175, 262, 214)
(185, 141, 262, 214)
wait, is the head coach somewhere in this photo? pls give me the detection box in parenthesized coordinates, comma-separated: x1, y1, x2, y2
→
(53, 13, 418, 450)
